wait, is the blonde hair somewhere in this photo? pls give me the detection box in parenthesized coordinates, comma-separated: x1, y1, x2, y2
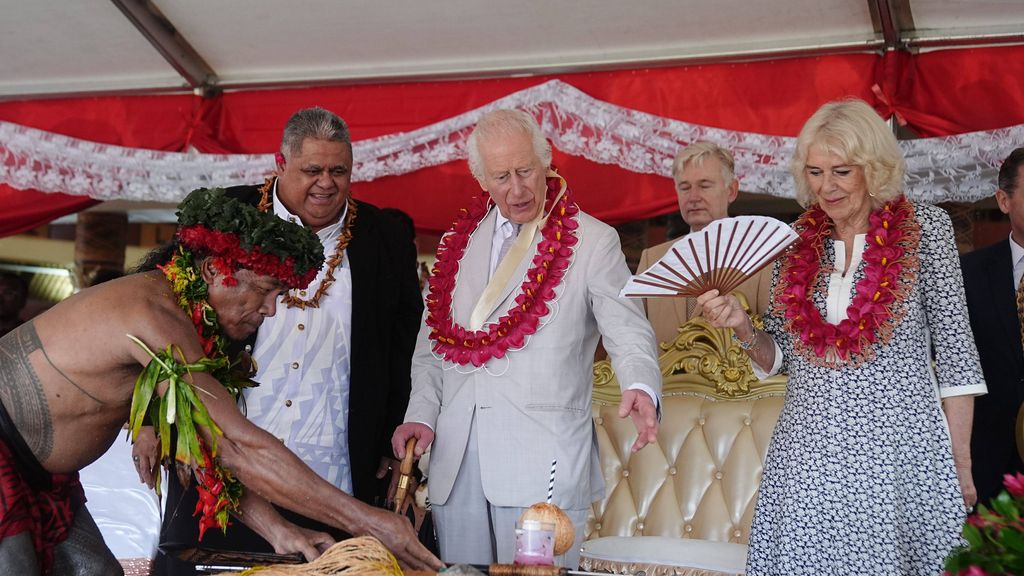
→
(672, 141, 735, 184)
(467, 109, 552, 183)
(790, 99, 905, 208)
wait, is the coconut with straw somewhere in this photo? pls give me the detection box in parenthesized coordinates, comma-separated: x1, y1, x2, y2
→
(518, 458, 575, 556)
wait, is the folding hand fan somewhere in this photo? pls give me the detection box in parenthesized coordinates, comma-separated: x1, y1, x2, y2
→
(620, 215, 797, 299)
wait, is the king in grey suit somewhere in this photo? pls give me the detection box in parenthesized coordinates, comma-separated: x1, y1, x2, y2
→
(392, 110, 661, 567)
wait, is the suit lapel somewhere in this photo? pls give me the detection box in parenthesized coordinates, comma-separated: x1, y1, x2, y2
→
(347, 200, 374, 344)
(453, 209, 495, 326)
(987, 240, 1023, 368)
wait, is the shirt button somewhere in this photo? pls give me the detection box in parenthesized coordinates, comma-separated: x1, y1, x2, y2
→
(733, 529, 743, 539)
(285, 399, 293, 407)
(744, 418, 752, 425)
(622, 470, 630, 478)
(684, 524, 693, 533)
(297, 323, 305, 331)
(244, 344, 252, 352)
(288, 217, 297, 224)
(669, 467, 677, 475)
(299, 290, 307, 296)
(714, 471, 723, 480)
(291, 362, 300, 369)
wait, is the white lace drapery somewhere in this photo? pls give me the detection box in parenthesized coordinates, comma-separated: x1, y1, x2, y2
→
(2, 79, 1022, 204)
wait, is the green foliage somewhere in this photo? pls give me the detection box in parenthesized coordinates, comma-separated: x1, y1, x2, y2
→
(177, 187, 324, 278)
(945, 476, 1024, 575)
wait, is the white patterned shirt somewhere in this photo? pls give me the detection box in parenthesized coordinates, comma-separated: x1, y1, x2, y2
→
(243, 183, 354, 493)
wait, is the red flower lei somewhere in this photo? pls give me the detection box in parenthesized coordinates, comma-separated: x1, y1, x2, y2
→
(177, 224, 318, 290)
(425, 173, 579, 367)
(773, 196, 920, 368)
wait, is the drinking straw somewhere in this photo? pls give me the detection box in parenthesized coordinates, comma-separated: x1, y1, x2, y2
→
(546, 459, 556, 504)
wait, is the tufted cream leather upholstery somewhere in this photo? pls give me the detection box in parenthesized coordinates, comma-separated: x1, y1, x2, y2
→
(581, 311, 786, 574)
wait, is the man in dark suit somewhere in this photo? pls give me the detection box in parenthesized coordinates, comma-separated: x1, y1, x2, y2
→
(139, 107, 424, 573)
(961, 147, 1024, 505)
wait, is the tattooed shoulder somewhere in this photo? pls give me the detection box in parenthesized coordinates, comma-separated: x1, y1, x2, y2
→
(0, 321, 55, 462)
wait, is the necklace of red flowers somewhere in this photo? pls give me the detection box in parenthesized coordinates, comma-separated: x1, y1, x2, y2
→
(774, 196, 920, 368)
(425, 171, 579, 368)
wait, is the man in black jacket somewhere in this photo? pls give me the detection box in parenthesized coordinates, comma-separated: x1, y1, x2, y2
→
(961, 147, 1024, 505)
(140, 107, 424, 574)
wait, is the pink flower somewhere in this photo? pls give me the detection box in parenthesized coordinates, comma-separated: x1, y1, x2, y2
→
(1003, 472, 1024, 498)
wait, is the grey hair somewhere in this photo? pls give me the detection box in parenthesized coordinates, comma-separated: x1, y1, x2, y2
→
(790, 99, 904, 209)
(672, 141, 736, 185)
(280, 107, 351, 158)
(467, 109, 552, 183)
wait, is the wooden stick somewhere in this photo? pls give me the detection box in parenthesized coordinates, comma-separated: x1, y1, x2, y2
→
(393, 437, 417, 514)
(488, 563, 565, 576)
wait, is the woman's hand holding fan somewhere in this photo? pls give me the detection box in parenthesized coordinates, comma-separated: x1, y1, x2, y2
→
(620, 215, 797, 299)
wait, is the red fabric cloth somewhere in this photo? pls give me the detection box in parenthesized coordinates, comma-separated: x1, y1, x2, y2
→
(0, 186, 99, 237)
(0, 437, 86, 574)
(1, 48, 1023, 234)
(0, 93, 202, 237)
(894, 45, 1024, 137)
(212, 54, 880, 232)
(0, 54, 879, 236)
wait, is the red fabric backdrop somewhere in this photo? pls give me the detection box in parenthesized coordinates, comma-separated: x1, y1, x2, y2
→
(2, 46, 1023, 237)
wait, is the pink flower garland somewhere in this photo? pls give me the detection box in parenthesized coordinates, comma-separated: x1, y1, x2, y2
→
(426, 174, 579, 367)
(774, 196, 920, 368)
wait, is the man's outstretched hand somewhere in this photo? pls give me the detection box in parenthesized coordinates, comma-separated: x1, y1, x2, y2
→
(618, 388, 659, 452)
(267, 523, 334, 562)
(362, 507, 443, 570)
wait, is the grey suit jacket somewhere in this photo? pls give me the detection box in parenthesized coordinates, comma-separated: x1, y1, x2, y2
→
(406, 207, 661, 510)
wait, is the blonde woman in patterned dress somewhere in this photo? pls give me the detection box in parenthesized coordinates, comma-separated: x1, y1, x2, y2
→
(698, 99, 986, 575)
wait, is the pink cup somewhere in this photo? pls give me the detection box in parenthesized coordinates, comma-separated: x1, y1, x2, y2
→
(514, 519, 555, 566)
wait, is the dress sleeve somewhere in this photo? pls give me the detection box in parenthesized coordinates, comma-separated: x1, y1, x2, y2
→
(758, 258, 790, 377)
(916, 203, 987, 398)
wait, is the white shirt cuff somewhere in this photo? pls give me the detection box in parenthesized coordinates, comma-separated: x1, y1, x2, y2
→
(939, 383, 988, 398)
(751, 340, 784, 380)
(627, 382, 661, 420)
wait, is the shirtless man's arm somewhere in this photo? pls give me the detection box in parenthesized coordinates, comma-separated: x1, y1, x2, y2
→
(0, 270, 439, 570)
(123, 284, 440, 570)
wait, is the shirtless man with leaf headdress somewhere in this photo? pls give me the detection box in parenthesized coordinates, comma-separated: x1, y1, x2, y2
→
(0, 188, 441, 575)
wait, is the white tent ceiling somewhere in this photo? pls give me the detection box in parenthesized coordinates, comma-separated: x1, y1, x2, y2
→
(2, 0, 1022, 99)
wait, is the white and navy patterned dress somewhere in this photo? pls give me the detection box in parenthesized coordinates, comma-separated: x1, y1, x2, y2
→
(747, 203, 986, 575)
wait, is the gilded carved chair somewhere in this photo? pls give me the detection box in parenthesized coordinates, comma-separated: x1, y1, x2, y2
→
(582, 298, 786, 576)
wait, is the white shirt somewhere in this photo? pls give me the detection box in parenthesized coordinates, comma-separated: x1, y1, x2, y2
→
(1009, 232, 1024, 289)
(243, 182, 355, 493)
(489, 211, 518, 278)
